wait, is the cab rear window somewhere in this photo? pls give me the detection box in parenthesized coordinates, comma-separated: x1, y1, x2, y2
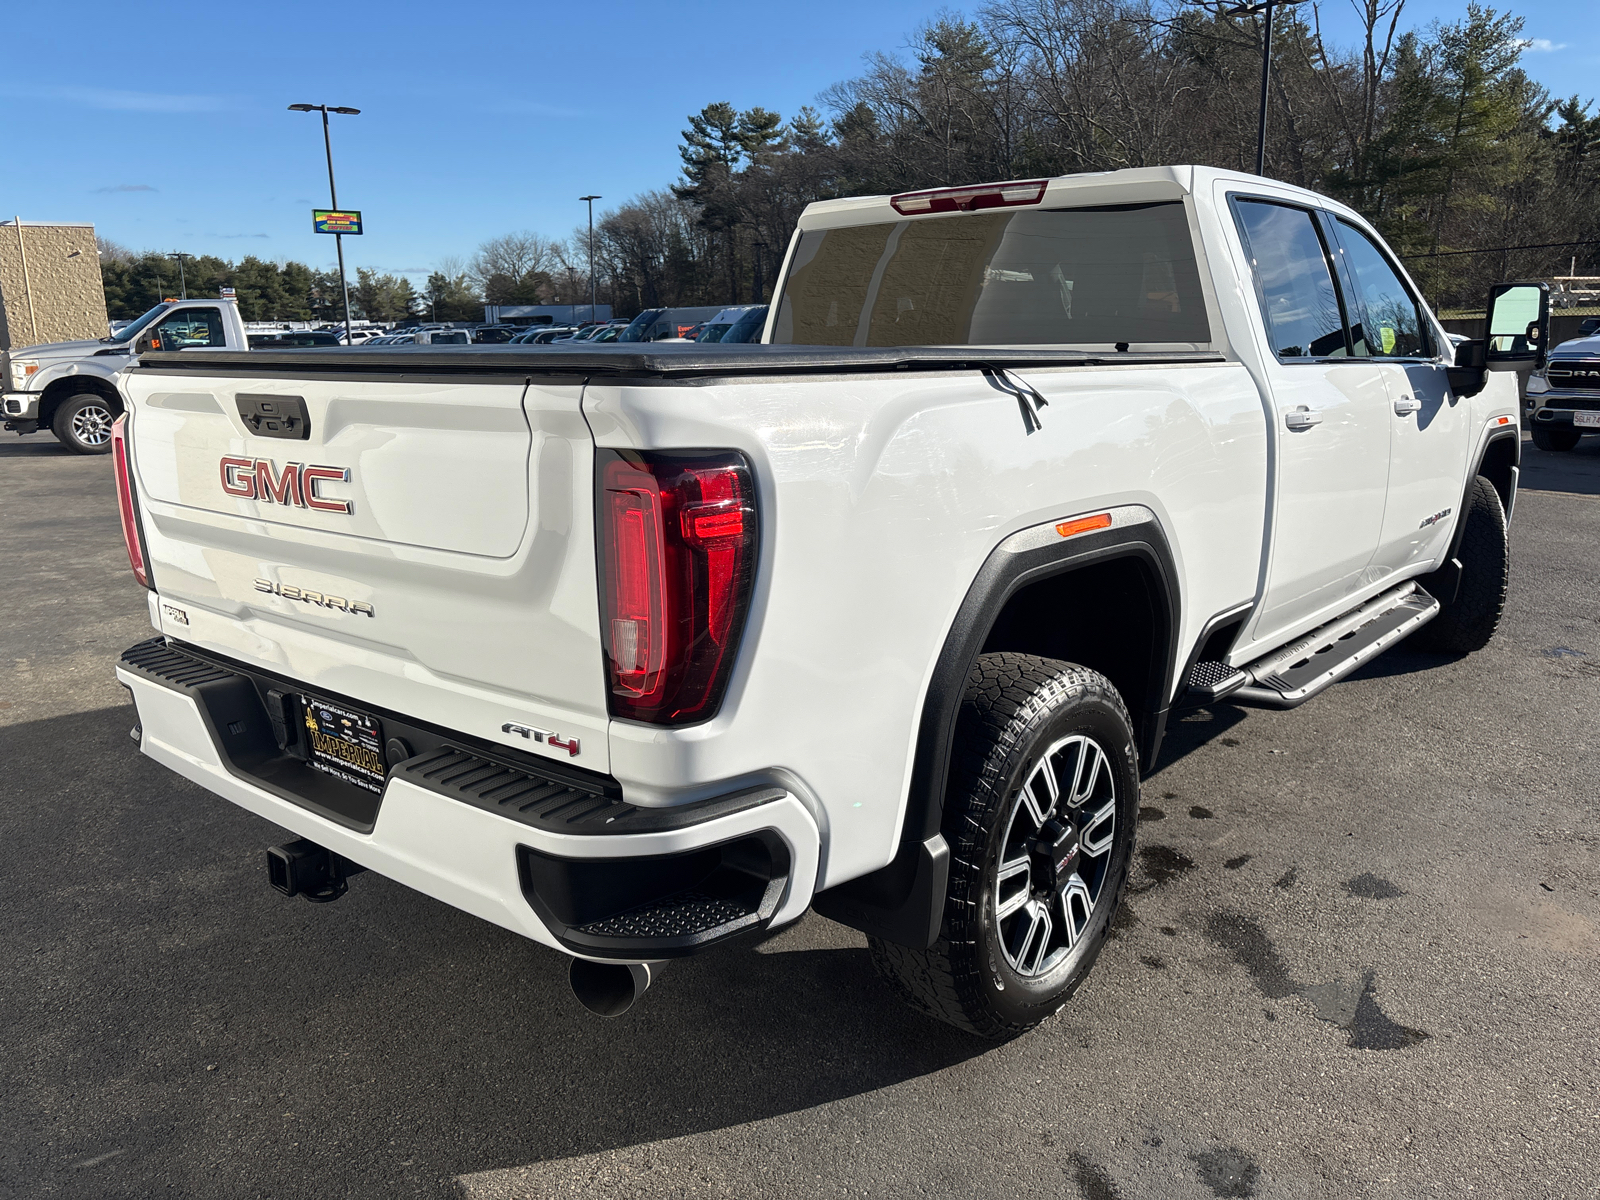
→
(771, 202, 1210, 348)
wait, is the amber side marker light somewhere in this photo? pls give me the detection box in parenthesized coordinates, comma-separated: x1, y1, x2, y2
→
(1056, 512, 1114, 539)
(1495, 416, 1511, 425)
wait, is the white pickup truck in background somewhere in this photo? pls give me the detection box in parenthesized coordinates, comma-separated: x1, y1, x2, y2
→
(3, 300, 250, 453)
(110, 166, 1536, 1039)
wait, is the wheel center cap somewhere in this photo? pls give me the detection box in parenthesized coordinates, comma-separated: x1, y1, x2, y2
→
(1031, 817, 1079, 893)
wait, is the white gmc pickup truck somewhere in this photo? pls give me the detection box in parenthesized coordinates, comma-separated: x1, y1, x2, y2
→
(111, 167, 1536, 1038)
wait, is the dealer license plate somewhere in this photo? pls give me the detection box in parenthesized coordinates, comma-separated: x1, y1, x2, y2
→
(1573, 411, 1600, 428)
(301, 697, 387, 793)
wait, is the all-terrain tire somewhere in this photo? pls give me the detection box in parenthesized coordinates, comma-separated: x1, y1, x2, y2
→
(1414, 475, 1509, 654)
(51, 393, 118, 455)
(1530, 425, 1580, 453)
(869, 653, 1139, 1040)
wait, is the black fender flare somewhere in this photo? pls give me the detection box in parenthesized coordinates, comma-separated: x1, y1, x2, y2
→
(1419, 427, 1520, 604)
(812, 506, 1181, 948)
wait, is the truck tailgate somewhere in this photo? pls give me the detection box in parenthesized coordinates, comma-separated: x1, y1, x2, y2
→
(124, 368, 609, 771)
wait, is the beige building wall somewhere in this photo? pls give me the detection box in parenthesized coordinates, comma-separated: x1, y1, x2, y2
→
(0, 221, 110, 352)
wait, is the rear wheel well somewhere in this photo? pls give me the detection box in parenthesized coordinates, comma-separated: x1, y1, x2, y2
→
(40, 377, 122, 428)
(978, 555, 1168, 763)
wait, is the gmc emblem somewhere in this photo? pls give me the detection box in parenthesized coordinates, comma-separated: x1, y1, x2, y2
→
(221, 456, 352, 514)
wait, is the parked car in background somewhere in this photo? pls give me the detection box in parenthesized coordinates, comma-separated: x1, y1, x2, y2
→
(474, 325, 521, 344)
(555, 324, 615, 344)
(3, 299, 249, 453)
(384, 329, 471, 345)
(1526, 324, 1600, 452)
(249, 331, 342, 349)
(717, 305, 770, 344)
(695, 306, 764, 343)
(617, 306, 726, 342)
(616, 307, 666, 342)
(523, 327, 579, 344)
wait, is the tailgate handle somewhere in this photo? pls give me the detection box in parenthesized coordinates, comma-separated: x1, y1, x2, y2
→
(237, 394, 311, 440)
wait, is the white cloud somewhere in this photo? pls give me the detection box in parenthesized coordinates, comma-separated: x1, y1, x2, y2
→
(1514, 38, 1566, 53)
(2, 83, 229, 112)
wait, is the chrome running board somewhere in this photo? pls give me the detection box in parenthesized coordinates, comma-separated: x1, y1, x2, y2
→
(1231, 582, 1440, 709)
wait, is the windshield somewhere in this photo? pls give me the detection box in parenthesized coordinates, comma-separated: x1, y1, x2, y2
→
(696, 323, 734, 342)
(723, 307, 768, 343)
(771, 202, 1209, 348)
(617, 309, 665, 342)
(105, 303, 172, 344)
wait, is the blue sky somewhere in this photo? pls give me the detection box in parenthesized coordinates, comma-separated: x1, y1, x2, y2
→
(3, 0, 1588, 285)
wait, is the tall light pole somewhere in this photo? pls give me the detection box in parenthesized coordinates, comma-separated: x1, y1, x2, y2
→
(1223, 0, 1304, 176)
(172, 252, 191, 300)
(580, 195, 601, 320)
(289, 103, 361, 343)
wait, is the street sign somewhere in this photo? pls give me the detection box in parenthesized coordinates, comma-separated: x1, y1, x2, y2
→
(313, 210, 363, 235)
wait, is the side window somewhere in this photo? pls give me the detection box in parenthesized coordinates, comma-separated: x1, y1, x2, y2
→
(1232, 200, 1348, 360)
(1334, 220, 1432, 359)
(150, 307, 225, 350)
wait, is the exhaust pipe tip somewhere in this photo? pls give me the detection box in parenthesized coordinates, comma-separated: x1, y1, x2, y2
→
(568, 958, 660, 1018)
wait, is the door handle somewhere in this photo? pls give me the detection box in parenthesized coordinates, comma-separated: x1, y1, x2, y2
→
(1393, 396, 1422, 415)
(1284, 406, 1323, 431)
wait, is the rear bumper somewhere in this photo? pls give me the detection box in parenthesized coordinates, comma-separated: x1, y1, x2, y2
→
(117, 638, 819, 960)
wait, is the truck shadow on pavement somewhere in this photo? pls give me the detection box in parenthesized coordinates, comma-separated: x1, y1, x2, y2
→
(0, 433, 79, 457)
(2, 705, 988, 1197)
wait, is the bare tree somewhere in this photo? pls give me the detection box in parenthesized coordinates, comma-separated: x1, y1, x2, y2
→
(96, 236, 134, 262)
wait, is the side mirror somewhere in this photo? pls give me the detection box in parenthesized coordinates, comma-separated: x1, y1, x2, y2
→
(1446, 337, 1487, 398)
(134, 334, 155, 355)
(1485, 282, 1550, 367)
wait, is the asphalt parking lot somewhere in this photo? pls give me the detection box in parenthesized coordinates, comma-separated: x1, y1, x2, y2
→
(2, 429, 1596, 1199)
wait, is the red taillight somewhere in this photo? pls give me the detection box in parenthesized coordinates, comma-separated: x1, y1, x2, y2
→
(890, 179, 1048, 215)
(599, 451, 757, 725)
(111, 414, 152, 590)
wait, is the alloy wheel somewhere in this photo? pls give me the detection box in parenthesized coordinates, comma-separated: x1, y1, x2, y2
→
(71, 404, 114, 447)
(993, 734, 1118, 978)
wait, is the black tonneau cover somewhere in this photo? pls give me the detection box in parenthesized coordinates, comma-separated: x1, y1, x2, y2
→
(137, 343, 1226, 380)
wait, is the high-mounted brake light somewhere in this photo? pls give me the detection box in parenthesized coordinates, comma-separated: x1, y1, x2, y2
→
(890, 179, 1048, 216)
(599, 451, 757, 726)
(111, 414, 153, 590)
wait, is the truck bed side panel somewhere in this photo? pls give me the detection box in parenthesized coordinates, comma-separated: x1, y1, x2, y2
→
(585, 360, 1267, 887)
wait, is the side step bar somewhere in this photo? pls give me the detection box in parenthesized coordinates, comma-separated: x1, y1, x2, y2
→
(1229, 582, 1440, 709)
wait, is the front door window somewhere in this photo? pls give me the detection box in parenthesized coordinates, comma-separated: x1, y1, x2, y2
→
(1333, 220, 1431, 359)
(149, 307, 225, 351)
